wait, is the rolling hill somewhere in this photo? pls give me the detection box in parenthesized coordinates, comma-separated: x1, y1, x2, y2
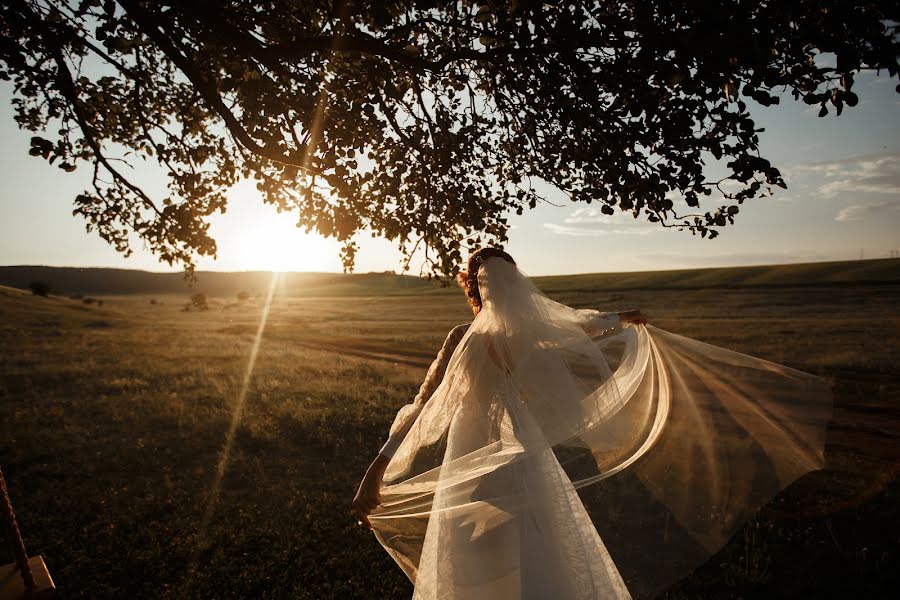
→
(0, 257, 897, 297)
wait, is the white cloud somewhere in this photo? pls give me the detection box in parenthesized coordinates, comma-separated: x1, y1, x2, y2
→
(544, 222, 659, 237)
(784, 153, 899, 180)
(544, 206, 664, 237)
(834, 199, 900, 222)
(782, 153, 900, 214)
(543, 152, 900, 235)
(820, 179, 900, 198)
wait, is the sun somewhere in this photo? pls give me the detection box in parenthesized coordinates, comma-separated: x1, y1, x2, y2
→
(202, 186, 342, 272)
(230, 214, 338, 272)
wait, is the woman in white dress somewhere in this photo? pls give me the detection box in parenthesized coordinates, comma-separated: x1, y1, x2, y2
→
(352, 248, 832, 599)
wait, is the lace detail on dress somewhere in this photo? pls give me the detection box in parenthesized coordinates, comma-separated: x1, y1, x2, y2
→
(412, 323, 470, 405)
(378, 322, 471, 458)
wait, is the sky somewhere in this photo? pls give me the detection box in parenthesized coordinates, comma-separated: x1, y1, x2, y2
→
(1, 73, 898, 277)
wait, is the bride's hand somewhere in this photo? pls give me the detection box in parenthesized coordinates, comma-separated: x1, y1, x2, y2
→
(351, 474, 382, 530)
(620, 309, 648, 325)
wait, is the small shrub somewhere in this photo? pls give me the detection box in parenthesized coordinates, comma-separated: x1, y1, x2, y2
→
(190, 292, 209, 310)
(83, 297, 95, 305)
(150, 298, 158, 305)
(237, 291, 251, 302)
(29, 281, 51, 297)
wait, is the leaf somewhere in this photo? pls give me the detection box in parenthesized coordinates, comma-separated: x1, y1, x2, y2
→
(475, 6, 492, 23)
(5, 0, 893, 279)
(685, 191, 699, 207)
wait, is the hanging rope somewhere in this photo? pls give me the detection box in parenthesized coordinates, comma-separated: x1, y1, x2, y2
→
(0, 465, 35, 592)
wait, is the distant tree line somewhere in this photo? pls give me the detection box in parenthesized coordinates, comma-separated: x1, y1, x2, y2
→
(28, 280, 50, 297)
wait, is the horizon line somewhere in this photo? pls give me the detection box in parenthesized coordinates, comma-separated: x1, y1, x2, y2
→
(1, 255, 896, 279)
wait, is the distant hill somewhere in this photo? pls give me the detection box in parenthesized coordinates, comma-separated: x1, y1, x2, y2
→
(1, 258, 898, 297)
(531, 257, 900, 294)
(0, 267, 435, 297)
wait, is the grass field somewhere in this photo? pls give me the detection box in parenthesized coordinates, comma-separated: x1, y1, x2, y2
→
(1, 260, 899, 599)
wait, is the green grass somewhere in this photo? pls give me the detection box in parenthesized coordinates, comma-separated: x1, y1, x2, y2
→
(1, 265, 899, 599)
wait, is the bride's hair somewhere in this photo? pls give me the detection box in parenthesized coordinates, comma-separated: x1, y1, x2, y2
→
(457, 247, 516, 314)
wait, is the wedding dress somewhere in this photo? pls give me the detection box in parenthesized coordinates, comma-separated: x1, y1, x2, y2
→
(369, 257, 832, 599)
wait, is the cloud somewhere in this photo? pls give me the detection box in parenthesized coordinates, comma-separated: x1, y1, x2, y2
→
(784, 153, 898, 179)
(544, 206, 663, 237)
(781, 153, 900, 224)
(820, 179, 900, 198)
(544, 222, 659, 237)
(834, 198, 900, 222)
(544, 151, 900, 234)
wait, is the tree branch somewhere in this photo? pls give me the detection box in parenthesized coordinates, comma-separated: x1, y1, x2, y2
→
(116, 0, 318, 170)
(44, 32, 162, 218)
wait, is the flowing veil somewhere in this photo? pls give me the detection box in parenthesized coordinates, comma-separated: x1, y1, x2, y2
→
(370, 257, 832, 599)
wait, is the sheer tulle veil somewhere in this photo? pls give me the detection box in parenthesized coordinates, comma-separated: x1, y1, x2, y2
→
(370, 257, 832, 599)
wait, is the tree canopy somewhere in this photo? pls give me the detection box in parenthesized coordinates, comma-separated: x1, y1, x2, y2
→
(1, 1, 898, 278)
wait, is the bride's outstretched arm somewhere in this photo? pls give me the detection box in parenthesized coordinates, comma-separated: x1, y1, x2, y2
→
(351, 454, 390, 530)
(578, 308, 647, 339)
(350, 323, 469, 529)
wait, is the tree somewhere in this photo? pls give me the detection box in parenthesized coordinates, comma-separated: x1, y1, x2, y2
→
(1, 1, 897, 279)
(28, 281, 50, 297)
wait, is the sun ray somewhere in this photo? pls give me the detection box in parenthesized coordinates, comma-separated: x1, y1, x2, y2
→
(182, 271, 280, 596)
(183, 30, 339, 595)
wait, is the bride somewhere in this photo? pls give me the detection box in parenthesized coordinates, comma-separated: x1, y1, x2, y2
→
(351, 248, 832, 599)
